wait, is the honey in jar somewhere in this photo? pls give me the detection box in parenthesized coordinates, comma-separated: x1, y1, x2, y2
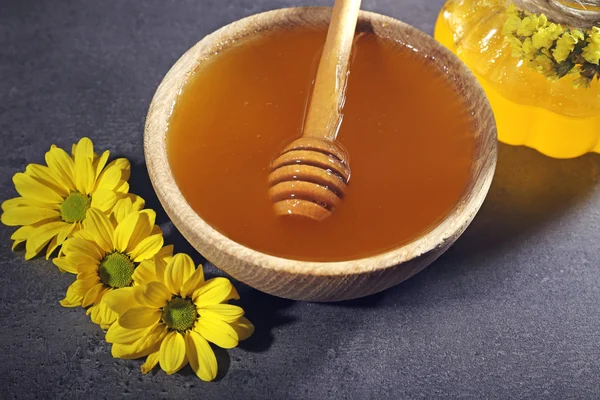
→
(435, 0, 600, 158)
(167, 26, 475, 262)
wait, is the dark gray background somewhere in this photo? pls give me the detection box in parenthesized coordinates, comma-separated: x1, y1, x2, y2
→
(2, 0, 600, 399)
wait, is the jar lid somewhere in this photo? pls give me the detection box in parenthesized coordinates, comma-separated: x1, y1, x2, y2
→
(513, 0, 600, 29)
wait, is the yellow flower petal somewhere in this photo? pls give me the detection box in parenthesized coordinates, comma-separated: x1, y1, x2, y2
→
(12, 239, 25, 251)
(60, 284, 83, 307)
(45, 145, 76, 191)
(130, 194, 145, 211)
(95, 165, 122, 191)
(113, 211, 139, 252)
(77, 268, 98, 281)
(25, 164, 69, 197)
(126, 210, 155, 253)
(153, 245, 174, 282)
(73, 227, 96, 242)
(194, 317, 239, 349)
(129, 233, 164, 263)
(199, 304, 244, 323)
(74, 152, 95, 194)
(135, 282, 171, 308)
(156, 244, 174, 260)
(77, 263, 97, 274)
(90, 189, 117, 213)
(115, 180, 129, 194)
(112, 195, 146, 223)
(135, 322, 169, 351)
(93, 150, 110, 181)
(10, 225, 35, 241)
(164, 253, 196, 295)
(71, 276, 99, 296)
(103, 286, 139, 314)
(11, 224, 40, 254)
(111, 342, 156, 360)
(74, 137, 94, 161)
(231, 316, 255, 341)
(1, 206, 60, 226)
(119, 306, 161, 329)
(2, 196, 59, 211)
(13, 172, 64, 204)
(133, 322, 168, 355)
(108, 158, 131, 181)
(83, 208, 115, 252)
(45, 236, 59, 259)
(180, 266, 205, 298)
(185, 330, 218, 381)
(25, 221, 67, 260)
(106, 322, 148, 344)
(65, 250, 101, 267)
(159, 331, 187, 375)
(63, 237, 104, 262)
(193, 277, 239, 308)
(112, 197, 131, 221)
(131, 259, 158, 286)
(87, 299, 118, 329)
(82, 283, 106, 307)
(47, 221, 76, 259)
(57, 222, 76, 242)
(112, 198, 132, 223)
(141, 351, 160, 374)
(53, 256, 78, 274)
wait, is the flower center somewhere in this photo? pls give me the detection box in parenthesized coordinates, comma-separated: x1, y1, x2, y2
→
(161, 297, 197, 332)
(60, 192, 91, 223)
(98, 252, 135, 288)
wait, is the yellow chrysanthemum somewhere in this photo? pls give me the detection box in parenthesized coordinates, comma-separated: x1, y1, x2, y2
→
(54, 208, 164, 328)
(1, 137, 134, 259)
(102, 253, 254, 381)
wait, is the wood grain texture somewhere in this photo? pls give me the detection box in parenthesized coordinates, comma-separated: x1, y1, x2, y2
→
(268, 0, 359, 221)
(303, 0, 361, 140)
(144, 7, 498, 302)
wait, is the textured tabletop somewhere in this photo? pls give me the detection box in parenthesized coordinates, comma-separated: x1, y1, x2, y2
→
(2, 1, 600, 399)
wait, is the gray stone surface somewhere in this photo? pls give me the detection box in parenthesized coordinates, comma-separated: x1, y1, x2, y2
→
(2, 0, 600, 399)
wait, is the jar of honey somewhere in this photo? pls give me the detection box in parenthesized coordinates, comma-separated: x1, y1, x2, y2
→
(435, 0, 600, 158)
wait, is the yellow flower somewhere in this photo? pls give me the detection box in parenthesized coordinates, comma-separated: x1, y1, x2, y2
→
(521, 37, 536, 60)
(502, 14, 522, 36)
(531, 23, 563, 49)
(54, 208, 164, 328)
(1, 138, 133, 259)
(553, 31, 585, 63)
(103, 253, 254, 381)
(583, 26, 600, 65)
(516, 15, 544, 37)
(506, 35, 525, 58)
(530, 54, 556, 78)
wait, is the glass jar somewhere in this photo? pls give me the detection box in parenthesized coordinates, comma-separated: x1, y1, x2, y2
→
(435, 0, 600, 158)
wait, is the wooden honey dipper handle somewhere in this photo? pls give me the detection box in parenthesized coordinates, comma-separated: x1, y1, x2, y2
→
(303, 0, 362, 140)
(268, 0, 361, 221)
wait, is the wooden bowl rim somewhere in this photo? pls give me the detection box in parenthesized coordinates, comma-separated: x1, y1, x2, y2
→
(144, 6, 497, 277)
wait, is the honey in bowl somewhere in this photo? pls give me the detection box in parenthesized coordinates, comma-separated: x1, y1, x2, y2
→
(167, 26, 475, 262)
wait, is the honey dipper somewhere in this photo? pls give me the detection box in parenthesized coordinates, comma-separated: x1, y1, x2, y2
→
(268, 0, 361, 221)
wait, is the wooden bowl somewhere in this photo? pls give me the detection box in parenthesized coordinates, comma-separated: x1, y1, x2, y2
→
(144, 7, 497, 302)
